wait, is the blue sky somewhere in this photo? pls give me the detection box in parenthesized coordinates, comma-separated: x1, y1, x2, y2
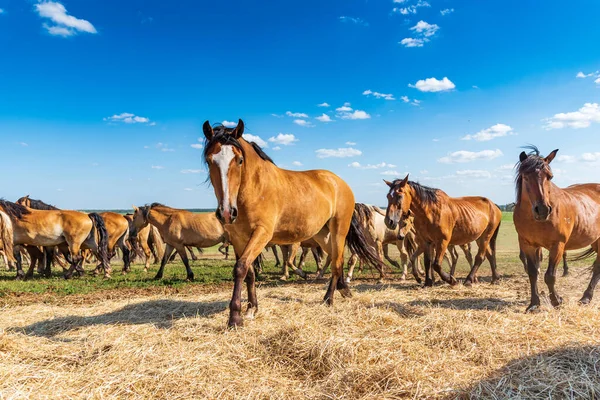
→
(1, 0, 599, 209)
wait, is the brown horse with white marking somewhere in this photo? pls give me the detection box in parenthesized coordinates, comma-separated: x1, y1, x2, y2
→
(514, 146, 600, 311)
(202, 120, 383, 327)
(0, 200, 111, 279)
(131, 203, 229, 280)
(384, 175, 502, 286)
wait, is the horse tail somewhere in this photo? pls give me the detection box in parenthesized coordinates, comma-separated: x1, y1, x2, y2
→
(569, 247, 596, 262)
(0, 211, 15, 264)
(88, 213, 110, 268)
(404, 233, 415, 256)
(354, 203, 375, 231)
(316, 245, 324, 260)
(150, 226, 165, 263)
(490, 221, 501, 254)
(346, 212, 386, 273)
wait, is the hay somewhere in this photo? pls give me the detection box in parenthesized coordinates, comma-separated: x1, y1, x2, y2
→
(0, 273, 599, 399)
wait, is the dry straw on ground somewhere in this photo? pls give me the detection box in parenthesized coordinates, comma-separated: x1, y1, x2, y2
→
(0, 270, 599, 399)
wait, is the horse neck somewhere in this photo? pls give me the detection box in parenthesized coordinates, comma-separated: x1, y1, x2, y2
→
(408, 186, 434, 224)
(237, 141, 276, 203)
(147, 208, 170, 229)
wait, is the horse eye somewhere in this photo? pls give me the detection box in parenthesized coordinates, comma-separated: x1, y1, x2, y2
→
(238, 158, 244, 165)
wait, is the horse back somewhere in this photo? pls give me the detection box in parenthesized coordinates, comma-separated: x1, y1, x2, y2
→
(446, 196, 501, 245)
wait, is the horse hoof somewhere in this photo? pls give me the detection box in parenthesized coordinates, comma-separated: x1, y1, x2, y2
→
(279, 275, 288, 281)
(295, 269, 307, 280)
(376, 279, 384, 285)
(187, 275, 195, 282)
(153, 276, 162, 281)
(15, 274, 24, 281)
(339, 287, 353, 298)
(227, 317, 244, 329)
(323, 296, 333, 306)
(491, 278, 501, 285)
(525, 304, 541, 313)
(400, 274, 407, 282)
(449, 276, 458, 286)
(578, 297, 591, 306)
(345, 277, 352, 284)
(245, 308, 256, 320)
(463, 279, 473, 287)
(550, 295, 563, 308)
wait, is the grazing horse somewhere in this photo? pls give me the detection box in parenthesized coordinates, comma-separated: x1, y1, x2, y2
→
(514, 146, 600, 311)
(384, 175, 502, 286)
(202, 120, 382, 327)
(131, 203, 229, 280)
(0, 200, 111, 279)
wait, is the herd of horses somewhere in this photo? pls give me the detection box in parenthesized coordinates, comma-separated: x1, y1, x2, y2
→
(1, 119, 600, 328)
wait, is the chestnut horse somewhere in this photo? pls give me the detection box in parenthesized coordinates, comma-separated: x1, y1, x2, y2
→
(0, 200, 111, 279)
(384, 175, 502, 286)
(131, 203, 229, 280)
(514, 146, 600, 311)
(203, 120, 383, 327)
(0, 210, 15, 269)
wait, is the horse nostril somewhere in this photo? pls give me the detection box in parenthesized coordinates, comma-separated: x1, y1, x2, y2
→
(231, 207, 238, 218)
(534, 205, 540, 215)
(216, 207, 223, 221)
(548, 206, 553, 215)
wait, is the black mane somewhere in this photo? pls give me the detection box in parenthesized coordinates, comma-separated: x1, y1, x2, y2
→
(392, 180, 439, 205)
(0, 199, 31, 219)
(203, 124, 275, 168)
(18, 196, 60, 210)
(515, 145, 552, 203)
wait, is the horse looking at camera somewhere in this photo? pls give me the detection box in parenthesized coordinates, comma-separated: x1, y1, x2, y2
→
(384, 175, 502, 286)
(202, 119, 384, 327)
(514, 146, 600, 311)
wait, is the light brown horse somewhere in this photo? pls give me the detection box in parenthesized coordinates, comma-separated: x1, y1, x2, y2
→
(514, 146, 600, 311)
(0, 200, 111, 279)
(131, 203, 229, 280)
(0, 210, 16, 269)
(125, 214, 165, 271)
(98, 212, 131, 273)
(202, 120, 382, 327)
(384, 175, 502, 286)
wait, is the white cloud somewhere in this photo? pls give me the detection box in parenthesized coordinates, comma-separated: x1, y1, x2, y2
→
(363, 89, 395, 100)
(286, 111, 309, 118)
(576, 71, 599, 79)
(35, 1, 97, 37)
(18, 142, 28, 147)
(243, 134, 268, 147)
(317, 102, 330, 107)
(272, 146, 281, 151)
(556, 155, 576, 163)
(412, 99, 421, 106)
(393, 0, 407, 3)
(222, 120, 237, 128)
(381, 170, 403, 176)
(581, 153, 600, 162)
(180, 169, 203, 174)
(336, 102, 353, 112)
(268, 133, 298, 145)
(338, 110, 371, 120)
(461, 123, 515, 141)
(151, 165, 164, 170)
(400, 96, 410, 103)
(293, 119, 314, 127)
(315, 148, 362, 158)
(316, 113, 333, 122)
(183, 188, 193, 191)
(393, 1, 430, 15)
(104, 112, 153, 125)
(410, 20, 439, 37)
(155, 143, 174, 152)
(349, 162, 397, 170)
(292, 161, 303, 166)
(191, 143, 203, 149)
(346, 141, 357, 145)
(409, 77, 455, 92)
(271, 113, 284, 118)
(400, 38, 428, 48)
(339, 16, 369, 26)
(420, 170, 429, 174)
(438, 149, 503, 164)
(497, 164, 514, 171)
(440, 8, 454, 15)
(596, 77, 600, 85)
(455, 170, 492, 179)
(543, 103, 600, 130)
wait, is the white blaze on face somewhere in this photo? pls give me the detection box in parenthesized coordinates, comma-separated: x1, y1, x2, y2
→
(213, 145, 236, 211)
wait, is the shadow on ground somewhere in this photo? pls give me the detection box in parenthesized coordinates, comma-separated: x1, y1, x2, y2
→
(450, 344, 600, 399)
(8, 299, 228, 337)
(408, 297, 517, 311)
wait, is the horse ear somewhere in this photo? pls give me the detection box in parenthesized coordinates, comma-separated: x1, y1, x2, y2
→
(406, 209, 413, 217)
(231, 119, 244, 139)
(203, 121, 214, 140)
(400, 174, 409, 186)
(132, 205, 139, 212)
(383, 179, 393, 188)
(545, 149, 559, 164)
(519, 151, 528, 163)
(25, 195, 30, 199)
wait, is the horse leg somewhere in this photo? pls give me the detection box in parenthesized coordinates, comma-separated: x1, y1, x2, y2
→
(155, 244, 176, 280)
(449, 245, 459, 277)
(519, 249, 528, 273)
(14, 248, 25, 280)
(228, 228, 271, 328)
(271, 246, 281, 268)
(521, 244, 542, 312)
(43, 247, 55, 278)
(312, 247, 323, 274)
(298, 247, 309, 270)
(141, 238, 152, 272)
(384, 242, 402, 273)
(346, 253, 358, 283)
(544, 243, 565, 308)
(580, 242, 600, 304)
(119, 235, 131, 273)
(188, 246, 198, 261)
(431, 241, 458, 286)
(422, 243, 434, 287)
(317, 254, 331, 280)
(286, 243, 305, 279)
(463, 238, 491, 286)
(322, 218, 352, 305)
(279, 245, 290, 281)
(462, 243, 474, 269)
(176, 245, 194, 281)
(562, 252, 569, 277)
(375, 241, 385, 283)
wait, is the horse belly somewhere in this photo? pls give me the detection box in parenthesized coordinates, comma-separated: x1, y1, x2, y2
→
(451, 220, 487, 245)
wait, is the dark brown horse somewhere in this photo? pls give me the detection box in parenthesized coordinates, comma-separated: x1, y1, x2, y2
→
(203, 120, 383, 327)
(384, 175, 502, 286)
(514, 146, 600, 311)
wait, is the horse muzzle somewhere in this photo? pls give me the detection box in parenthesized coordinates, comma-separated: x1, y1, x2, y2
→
(384, 216, 398, 230)
(532, 203, 552, 221)
(216, 205, 238, 224)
